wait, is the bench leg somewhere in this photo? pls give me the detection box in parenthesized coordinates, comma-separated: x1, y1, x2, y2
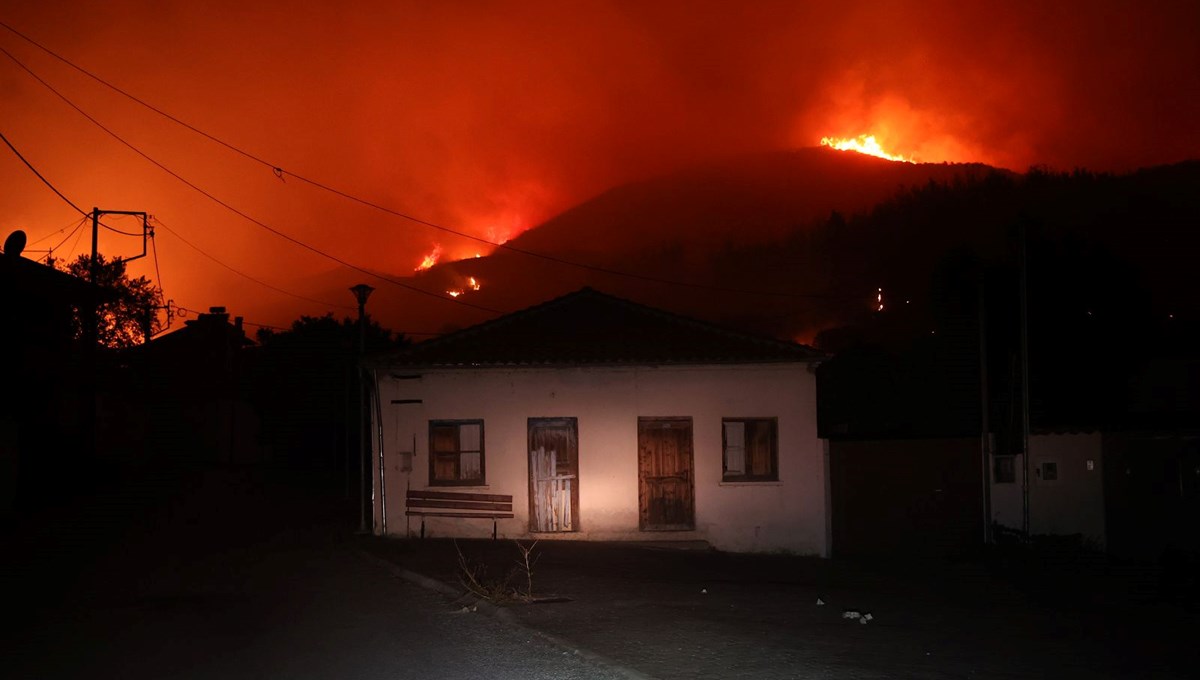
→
(492, 518, 497, 540)
(421, 518, 426, 539)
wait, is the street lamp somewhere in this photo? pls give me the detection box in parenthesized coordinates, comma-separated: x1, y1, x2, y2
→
(350, 284, 374, 533)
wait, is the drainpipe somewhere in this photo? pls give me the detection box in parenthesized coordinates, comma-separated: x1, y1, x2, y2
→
(372, 368, 387, 535)
(979, 273, 993, 545)
(1019, 221, 1032, 540)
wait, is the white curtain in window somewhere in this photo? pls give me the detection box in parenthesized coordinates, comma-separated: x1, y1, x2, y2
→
(724, 421, 745, 475)
(459, 423, 481, 451)
(460, 452, 481, 480)
(459, 423, 482, 480)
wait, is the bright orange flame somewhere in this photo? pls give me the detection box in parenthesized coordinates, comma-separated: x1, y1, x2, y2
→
(446, 289, 462, 297)
(467, 276, 481, 291)
(820, 135, 914, 163)
(415, 245, 442, 272)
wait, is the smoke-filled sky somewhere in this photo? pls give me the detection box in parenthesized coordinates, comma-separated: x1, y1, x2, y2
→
(1, 0, 1198, 331)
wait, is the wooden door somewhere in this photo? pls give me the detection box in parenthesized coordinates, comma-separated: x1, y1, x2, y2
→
(638, 417, 695, 530)
(528, 418, 579, 532)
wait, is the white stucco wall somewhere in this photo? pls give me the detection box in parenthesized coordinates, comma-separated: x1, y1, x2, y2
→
(990, 433, 1106, 546)
(370, 363, 828, 556)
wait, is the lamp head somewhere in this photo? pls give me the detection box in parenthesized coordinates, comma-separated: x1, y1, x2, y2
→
(349, 283, 375, 306)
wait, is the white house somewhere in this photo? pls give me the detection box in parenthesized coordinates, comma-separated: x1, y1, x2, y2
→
(367, 288, 829, 555)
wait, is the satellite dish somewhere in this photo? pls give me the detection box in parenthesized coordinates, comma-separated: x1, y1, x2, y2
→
(3, 230, 27, 258)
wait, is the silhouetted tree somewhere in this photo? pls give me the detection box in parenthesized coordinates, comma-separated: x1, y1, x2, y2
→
(59, 253, 162, 348)
(251, 313, 408, 471)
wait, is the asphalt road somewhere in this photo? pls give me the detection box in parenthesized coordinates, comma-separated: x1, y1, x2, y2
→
(2, 465, 631, 679)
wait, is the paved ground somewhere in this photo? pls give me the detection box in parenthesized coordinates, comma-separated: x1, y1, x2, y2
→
(1, 465, 631, 679)
(4, 464, 1194, 679)
(364, 534, 1198, 679)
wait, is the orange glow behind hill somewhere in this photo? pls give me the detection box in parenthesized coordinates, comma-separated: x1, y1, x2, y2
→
(820, 135, 915, 163)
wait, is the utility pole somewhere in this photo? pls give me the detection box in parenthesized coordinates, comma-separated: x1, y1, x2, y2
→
(88, 209, 151, 287)
(350, 283, 375, 533)
(85, 208, 152, 465)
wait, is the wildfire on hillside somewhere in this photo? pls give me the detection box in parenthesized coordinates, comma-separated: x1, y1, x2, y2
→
(415, 244, 443, 272)
(820, 135, 914, 163)
(446, 276, 483, 299)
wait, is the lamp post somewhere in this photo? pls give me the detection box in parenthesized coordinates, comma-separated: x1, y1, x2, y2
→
(350, 284, 374, 533)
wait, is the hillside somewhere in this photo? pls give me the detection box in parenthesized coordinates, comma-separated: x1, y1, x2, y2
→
(349, 152, 1198, 346)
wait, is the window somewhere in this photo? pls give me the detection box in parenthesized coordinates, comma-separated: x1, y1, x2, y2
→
(722, 418, 778, 482)
(993, 455, 1016, 484)
(429, 420, 484, 486)
(1039, 460, 1058, 482)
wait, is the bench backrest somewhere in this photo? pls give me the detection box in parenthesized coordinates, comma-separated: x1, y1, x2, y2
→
(406, 489, 513, 514)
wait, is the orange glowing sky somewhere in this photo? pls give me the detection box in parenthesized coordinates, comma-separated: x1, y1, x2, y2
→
(1, 0, 1198, 331)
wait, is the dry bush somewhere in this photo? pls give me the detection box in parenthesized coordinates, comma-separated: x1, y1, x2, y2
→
(454, 540, 540, 604)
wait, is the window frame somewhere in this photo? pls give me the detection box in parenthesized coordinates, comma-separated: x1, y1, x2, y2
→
(721, 417, 779, 482)
(428, 419, 486, 487)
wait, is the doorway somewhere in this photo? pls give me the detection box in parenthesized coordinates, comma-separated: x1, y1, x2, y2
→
(528, 418, 579, 532)
(637, 417, 695, 530)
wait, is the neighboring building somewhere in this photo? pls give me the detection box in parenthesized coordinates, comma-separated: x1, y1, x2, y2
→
(817, 339, 989, 558)
(103, 306, 262, 465)
(820, 335, 1198, 559)
(368, 288, 829, 554)
(990, 431, 1107, 547)
(0, 239, 108, 512)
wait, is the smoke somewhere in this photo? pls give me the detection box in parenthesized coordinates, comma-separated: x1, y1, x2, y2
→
(1, 0, 1197, 327)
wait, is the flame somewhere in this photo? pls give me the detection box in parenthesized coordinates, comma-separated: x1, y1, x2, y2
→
(820, 135, 914, 163)
(445, 276, 481, 299)
(415, 244, 442, 272)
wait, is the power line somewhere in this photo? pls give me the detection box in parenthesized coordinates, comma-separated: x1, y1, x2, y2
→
(0, 44, 501, 315)
(100, 222, 143, 236)
(152, 217, 356, 311)
(0, 20, 848, 301)
(64, 215, 87, 259)
(26, 216, 85, 247)
(0, 127, 87, 215)
(45, 217, 86, 261)
(0, 124, 148, 253)
(170, 303, 287, 332)
(2, 118, 366, 315)
(149, 227, 165, 296)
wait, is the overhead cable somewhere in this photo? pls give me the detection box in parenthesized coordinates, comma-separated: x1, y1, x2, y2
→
(0, 20, 846, 301)
(0, 43, 499, 314)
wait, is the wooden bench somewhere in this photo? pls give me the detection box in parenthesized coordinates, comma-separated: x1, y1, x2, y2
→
(405, 489, 514, 539)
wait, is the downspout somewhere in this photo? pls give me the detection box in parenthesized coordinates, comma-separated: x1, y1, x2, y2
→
(979, 272, 992, 545)
(373, 368, 387, 535)
(1019, 220, 1032, 540)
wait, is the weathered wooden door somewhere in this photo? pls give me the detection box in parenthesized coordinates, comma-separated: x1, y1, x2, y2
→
(638, 417, 695, 530)
(528, 418, 579, 532)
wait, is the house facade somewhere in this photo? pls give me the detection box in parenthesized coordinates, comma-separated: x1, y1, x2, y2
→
(368, 288, 829, 554)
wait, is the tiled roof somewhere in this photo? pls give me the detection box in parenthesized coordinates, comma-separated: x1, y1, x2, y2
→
(377, 287, 823, 368)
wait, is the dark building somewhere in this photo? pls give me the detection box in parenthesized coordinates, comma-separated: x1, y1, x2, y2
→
(1, 239, 108, 513)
